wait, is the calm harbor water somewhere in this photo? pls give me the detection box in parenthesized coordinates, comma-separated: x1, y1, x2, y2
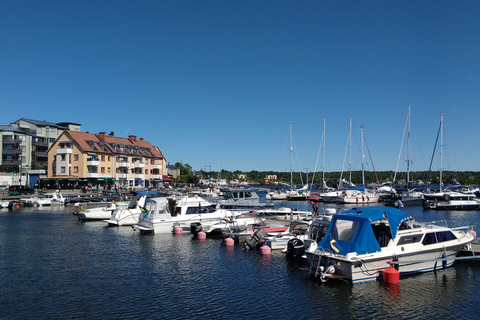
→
(1, 200, 480, 319)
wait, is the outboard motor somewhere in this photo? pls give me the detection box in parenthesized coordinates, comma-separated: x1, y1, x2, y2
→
(190, 222, 203, 235)
(244, 228, 268, 250)
(286, 238, 305, 259)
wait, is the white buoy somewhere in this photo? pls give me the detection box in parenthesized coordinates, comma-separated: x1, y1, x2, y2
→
(197, 231, 207, 240)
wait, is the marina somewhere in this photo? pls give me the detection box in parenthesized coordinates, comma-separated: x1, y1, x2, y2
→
(1, 195, 480, 319)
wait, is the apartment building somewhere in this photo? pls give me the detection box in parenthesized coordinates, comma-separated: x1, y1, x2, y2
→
(47, 130, 167, 188)
(0, 119, 81, 187)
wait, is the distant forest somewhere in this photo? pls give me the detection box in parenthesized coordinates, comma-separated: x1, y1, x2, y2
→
(173, 163, 480, 185)
(205, 169, 480, 186)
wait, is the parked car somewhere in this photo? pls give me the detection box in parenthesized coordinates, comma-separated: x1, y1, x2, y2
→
(8, 185, 35, 195)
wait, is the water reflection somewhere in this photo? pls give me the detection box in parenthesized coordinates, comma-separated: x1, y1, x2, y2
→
(1, 204, 480, 319)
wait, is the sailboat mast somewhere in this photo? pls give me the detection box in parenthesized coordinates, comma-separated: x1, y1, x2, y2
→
(290, 123, 293, 189)
(349, 117, 352, 185)
(440, 113, 443, 192)
(306, 141, 308, 189)
(407, 104, 411, 187)
(361, 126, 365, 186)
(322, 117, 326, 189)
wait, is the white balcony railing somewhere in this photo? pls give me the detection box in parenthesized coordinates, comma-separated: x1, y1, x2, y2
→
(134, 161, 145, 168)
(117, 161, 129, 168)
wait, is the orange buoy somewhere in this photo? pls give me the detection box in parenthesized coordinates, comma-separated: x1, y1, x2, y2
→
(197, 231, 207, 240)
(224, 237, 234, 246)
(260, 245, 272, 255)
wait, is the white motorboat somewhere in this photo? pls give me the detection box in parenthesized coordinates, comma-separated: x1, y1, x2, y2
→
(0, 200, 10, 208)
(319, 190, 343, 203)
(218, 188, 274, 210)
(266, 188, 290, 200)
(135, 195, 244, 234)
(104, 191, 157, 226)
(43, 190, 69, 205)
(73, 201, 128, 221)
(254, 206, 314, 221)
(337, 189, 379, 204)
(423, 192, 480, 211)
(305, 206, 475, 283)
(20, 196, 52, 207)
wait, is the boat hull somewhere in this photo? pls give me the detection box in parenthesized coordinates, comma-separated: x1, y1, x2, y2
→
(306, 243, 467, 283)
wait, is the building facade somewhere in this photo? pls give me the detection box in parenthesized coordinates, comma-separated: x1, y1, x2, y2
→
(46, 130, 166, 188)
(0, 119, 81, 187)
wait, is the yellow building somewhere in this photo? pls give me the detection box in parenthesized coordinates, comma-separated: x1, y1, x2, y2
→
(46, 130, 167, 188)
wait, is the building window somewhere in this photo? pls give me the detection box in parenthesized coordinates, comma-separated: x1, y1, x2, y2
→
(101, 167, 105, 173)
(37, 128, 42, 134)
(107, 167, 110, 173)
(74, 167, 78, 173)
(108, 156, 110, 161)
(61, 167, 65, 173)
(61, 154, 66, 161)
(21, 146, 26, 152)
(101, 155, 105, 161)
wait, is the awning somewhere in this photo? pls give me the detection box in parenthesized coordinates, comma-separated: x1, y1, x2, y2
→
(162, 175, 176, 182)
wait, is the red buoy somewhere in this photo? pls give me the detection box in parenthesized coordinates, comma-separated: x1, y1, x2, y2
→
(197, 231, 207, 240)
(383, 262, 400, 284)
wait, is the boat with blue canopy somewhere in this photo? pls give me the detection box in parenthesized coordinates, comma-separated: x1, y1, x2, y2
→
(305, 206, 475, 283)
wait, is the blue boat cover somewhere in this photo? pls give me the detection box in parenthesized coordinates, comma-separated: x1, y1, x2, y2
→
(316, 206, 411, 255)
(134, 190, 158, 196)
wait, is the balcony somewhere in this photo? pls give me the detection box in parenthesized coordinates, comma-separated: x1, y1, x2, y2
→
(134, 161, 145, 168)
(153, 164, 163, 169)
(87, 173, 100, 178)
(2, 138, 22, 144)
(2, 160, 21, 166)
(133, 174, 145, 179)
(152, 174, 162, 180)
(33, 161, 48, 168)
(57, 148, 73, 154)
(2, 149, 22, 155)
(117, 173, 128, 179)
(33, 140, 48, 147)
(117, 161, 129, 168)
(34, 151, 48, 157)
(87, 158, 100, 166)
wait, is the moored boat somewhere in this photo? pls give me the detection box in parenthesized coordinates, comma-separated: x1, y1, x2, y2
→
(135, 195, 244, 234)
(305, 206, 475, 283)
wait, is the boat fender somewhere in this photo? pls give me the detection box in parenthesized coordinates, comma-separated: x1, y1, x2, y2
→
(469, 229, 477, 240)
(442, 253, 447, 269)
(197, 231, 206, 240)
(224, 237, 234, 246)
(260, 245, 271, 255)
(174, 227, 183, 235)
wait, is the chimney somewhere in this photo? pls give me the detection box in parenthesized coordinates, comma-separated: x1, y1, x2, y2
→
(128, 135, 136, 143)
(99, 132, 106, 140)
(140, 138, 144, 141)
(109, 131, 114, 136)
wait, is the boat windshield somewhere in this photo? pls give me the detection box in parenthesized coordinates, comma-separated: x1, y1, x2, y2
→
(331, 219, 359, 242)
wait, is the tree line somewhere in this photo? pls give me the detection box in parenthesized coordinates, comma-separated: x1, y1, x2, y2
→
(173, 162, 480, 186)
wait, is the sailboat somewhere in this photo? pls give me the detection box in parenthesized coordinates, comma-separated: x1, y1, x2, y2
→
(319, 117, 350, 203)
(338, 126, 379, 204)
(385, 105, 424, 207)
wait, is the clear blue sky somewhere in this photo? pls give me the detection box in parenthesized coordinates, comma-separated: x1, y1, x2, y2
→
(1, 1, 479, 175)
